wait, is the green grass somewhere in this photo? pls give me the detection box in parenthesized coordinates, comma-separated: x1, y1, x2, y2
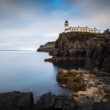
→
(42, 44, 55, 49)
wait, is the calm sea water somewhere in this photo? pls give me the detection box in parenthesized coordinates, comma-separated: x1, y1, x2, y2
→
(0, 51, 84, 101)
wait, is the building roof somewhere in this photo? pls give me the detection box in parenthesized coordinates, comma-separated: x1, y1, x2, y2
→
(71, 26, 88, 28)
(65, 20, 68, 24)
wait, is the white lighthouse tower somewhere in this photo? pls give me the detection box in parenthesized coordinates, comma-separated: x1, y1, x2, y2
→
(64, 20, 69, 30)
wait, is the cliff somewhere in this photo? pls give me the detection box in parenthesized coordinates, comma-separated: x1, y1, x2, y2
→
(49, 32, 96, 58)
(85, 34, 110, 72)
(49, 30, 110, 73)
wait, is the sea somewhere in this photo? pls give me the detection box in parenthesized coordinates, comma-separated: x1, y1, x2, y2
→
(0, 50, 84, 101)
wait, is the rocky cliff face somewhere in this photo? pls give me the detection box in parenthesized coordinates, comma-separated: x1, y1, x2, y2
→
(50, 32, 96, 58)
(85, 34, 110, 72)
(49, 31, 110, 73)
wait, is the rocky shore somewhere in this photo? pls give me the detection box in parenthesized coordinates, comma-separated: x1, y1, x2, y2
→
(57, 69, 110, 103)
(35, 92, 81, 110)
(0, 91, 110, 110)
(45, 57, 85, 62)
(0, 91, 34, 110)
(57, 69, 86, 91)
(36, 92, 110, 110)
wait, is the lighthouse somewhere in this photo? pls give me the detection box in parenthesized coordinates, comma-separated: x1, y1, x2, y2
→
(64, 20, 100, 33)
(64, 20, 69, 30)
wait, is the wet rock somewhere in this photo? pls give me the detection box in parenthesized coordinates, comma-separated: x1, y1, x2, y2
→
(78, 96, 93, 110)
(35, 92, 81, 110)
(35, 92, 52, 110)
(55, 96, 63, 109)
(93, 102, 110, 110)
(1, 91, 110, 110)
(0, 91, 34, 110)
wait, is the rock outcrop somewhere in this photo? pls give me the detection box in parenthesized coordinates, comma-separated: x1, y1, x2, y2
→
(57, 69, 110, 103)
(57, 69, 86, 91)
(35, 92, 110, 110)
(35, 92, 82, 110)
(0, 91, 34, 110)
(0, 91, 110, 110)
(72, 71, 110, 103)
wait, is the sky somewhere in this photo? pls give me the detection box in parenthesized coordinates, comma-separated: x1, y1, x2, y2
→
(0, 0, 110, 50)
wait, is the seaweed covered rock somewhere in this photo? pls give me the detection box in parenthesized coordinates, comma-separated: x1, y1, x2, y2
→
(57, 69, 87, 91)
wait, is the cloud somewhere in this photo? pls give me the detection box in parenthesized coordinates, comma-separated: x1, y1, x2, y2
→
(0, 0, 110, 50)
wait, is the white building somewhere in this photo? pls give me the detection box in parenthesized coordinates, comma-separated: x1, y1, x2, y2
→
(64, 20, 100, 33)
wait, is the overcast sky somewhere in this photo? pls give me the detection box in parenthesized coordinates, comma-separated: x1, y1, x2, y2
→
(0, 0, 110, 50)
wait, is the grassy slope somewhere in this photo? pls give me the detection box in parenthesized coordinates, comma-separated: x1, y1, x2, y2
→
(42, 44, 55, 49)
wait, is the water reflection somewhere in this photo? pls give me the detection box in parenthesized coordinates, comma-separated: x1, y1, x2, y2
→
(52, 61, 85, 70)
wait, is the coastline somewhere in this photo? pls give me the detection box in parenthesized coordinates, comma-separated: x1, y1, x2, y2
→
(56, 69, 110, 103)
(0, 83, 110, 110)
(44, 57, 85, 63)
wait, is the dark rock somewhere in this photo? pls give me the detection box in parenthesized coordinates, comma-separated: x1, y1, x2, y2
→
(36, 92, 110, 110)
(103, 29, 110, 35)
(103, 85, 110, 93)
(44, 57, 85, 63)
(0, 91, 34, 110)
(55, 96, 63, 109)
(78, 96, 93, 110)
(35, 92, 82, 110)
(1, 91, 110, 110)
(92, 102, 110, 110)
(35, 92, 52, 110)
(85, 35, 110, 73)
